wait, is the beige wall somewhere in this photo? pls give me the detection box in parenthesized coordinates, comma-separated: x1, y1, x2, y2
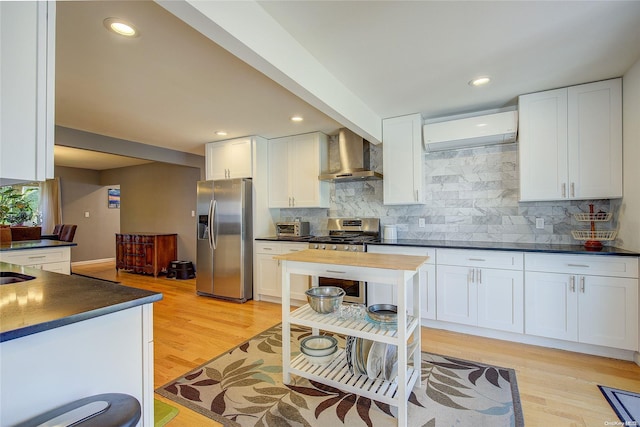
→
(101, 162, 200, 264)
(620, 58, 640, 252)
(56, 166, 121, 262)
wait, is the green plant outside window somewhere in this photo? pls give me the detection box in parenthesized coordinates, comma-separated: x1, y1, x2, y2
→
(0, 185, 40, 226)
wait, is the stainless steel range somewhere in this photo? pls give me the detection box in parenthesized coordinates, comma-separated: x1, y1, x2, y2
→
(308, 218, 380, 304)
(308, 218, 380, 252)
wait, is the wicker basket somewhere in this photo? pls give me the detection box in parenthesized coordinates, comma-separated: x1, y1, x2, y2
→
(571, 229, 617, 241)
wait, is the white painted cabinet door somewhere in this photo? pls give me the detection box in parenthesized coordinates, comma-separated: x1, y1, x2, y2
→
(383, 114, 424, 205)
(227, 138, 253, 179)
(578, 275, 637, 350)
(567, 79, 622, 199)
(290, 133, 329, 208)
(477, 268, 524, 333)
(436, 265, 476, 326)
(205, 138, 253, 181)
(267, 137, 291, 208)
(256, 252, 280, 298)
(267, 133, 328, 208)
(518, 88, 568, 201)
(525, 272, 578, 341)
(0, 2, 55, 185)
(281, 243, 310, 302)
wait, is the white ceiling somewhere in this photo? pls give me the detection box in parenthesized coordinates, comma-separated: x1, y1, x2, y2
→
(55, 1, 640, 168)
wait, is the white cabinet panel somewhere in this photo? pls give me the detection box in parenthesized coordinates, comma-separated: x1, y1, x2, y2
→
(268, 133, 329, 208)
(366, 245, 435, 320)
(255, 242, 309, 302)
(525, 272, 578, 341)
(383, 114, 424, 205)
(205, 138, 253, 181)
(436, 249, 524, 333)
(0, 2, 55, 184)
(519, 78, 622, 201)
(525, 271, 637, 350)
(0, 246, 71, 275)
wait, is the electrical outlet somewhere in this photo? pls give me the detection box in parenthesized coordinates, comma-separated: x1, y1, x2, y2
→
(535, 218, 544, 229)
(419, 218, 426, 228)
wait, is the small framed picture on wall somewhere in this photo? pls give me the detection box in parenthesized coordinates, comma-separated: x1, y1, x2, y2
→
(108, 188, 120, 209)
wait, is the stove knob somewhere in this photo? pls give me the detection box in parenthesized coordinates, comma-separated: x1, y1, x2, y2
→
(352, 246, 359, 251)
(320, 244, 326, 250)
(343, 245, 350, 251)
(331, 245, 337, 250)
(311, 244, 318, 249)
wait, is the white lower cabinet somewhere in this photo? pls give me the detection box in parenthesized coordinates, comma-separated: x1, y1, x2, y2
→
(366, 245, 435, 319)
(0, 246, 71, 275)
(255, 241, 309, 302)
(436, 249, 524, 333)
(524, 253, 638, 351)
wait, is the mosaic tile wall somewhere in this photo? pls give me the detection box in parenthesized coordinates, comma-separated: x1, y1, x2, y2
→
(280, 140, 619, 245)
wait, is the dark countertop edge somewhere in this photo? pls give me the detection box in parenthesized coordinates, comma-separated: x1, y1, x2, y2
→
(0, 240, 77, 251)
(0, 292, 163, 343)
(368, 239, 640, 257)
(255, 237, 639, 256)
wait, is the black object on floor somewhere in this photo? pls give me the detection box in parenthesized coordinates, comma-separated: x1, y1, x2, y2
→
(13, 393, 141, 427)
(167, 260, 195, 279)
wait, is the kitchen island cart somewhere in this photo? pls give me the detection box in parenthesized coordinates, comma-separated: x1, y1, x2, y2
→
(275, 249, 428, 427)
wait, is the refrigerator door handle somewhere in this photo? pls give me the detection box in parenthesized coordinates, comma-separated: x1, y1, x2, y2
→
(211, 199, 218, 250)
(207, 199, 214, 249)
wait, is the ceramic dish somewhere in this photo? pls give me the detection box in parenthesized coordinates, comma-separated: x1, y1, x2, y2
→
(366, 341, 386, 379)
(360, 338, 374, 375)
(300, 335, 338, 357)
(303, 347, 338, 365)
(346, 336, 355, 374)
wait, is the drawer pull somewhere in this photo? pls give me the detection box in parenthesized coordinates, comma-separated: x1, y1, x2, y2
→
(326, 270, 346, 274)
(468, 258, 486, 262)
(263, 248, 273, 251)
(27, 255, 46, 260)
(567, 264, 589, 268)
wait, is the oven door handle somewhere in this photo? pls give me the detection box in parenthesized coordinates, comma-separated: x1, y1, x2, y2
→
(325, 270, 347, 274)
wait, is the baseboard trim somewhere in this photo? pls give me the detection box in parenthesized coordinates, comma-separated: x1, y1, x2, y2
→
(71, 258, 116, 266)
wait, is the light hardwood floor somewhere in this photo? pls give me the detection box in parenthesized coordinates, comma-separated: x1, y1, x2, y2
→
(73, 262, 640, 427)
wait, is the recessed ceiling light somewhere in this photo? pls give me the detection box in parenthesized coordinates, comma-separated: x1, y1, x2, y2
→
(215, 131, 228, 136)
(469, 76, 491, 87)
(103, 18, 139, 37)
(290, 116, 304, 122)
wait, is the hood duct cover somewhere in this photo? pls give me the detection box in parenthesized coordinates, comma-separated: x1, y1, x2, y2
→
(318, 128, 382, 182)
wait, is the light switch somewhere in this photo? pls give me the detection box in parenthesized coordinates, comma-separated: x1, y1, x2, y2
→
(191, 210, 195, 217)
(84, 211, 90, 218)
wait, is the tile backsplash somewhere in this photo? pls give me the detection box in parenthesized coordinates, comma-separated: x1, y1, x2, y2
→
(280, 141, 619, 245)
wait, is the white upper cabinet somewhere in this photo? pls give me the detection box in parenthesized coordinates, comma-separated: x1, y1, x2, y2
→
(382, 114, 424, 205)
(205, 137, 253, 180)
(268, 132, 329, 208)
(0, 2, 55, 185)
(519, 78, 622, 201)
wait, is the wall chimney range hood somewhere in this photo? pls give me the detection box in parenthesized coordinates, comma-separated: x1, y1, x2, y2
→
(318, 128, 382, 182)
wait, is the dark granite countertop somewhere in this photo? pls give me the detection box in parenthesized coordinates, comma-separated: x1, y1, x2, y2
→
(255, 236, 313, 242)
(369, 239, 640, 256)
(0, 240, 77, 252)
(256, 236, 639, 256)
(0, 262, 162, 342)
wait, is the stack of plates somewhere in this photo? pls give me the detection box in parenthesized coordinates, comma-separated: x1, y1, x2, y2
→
(345, 336, 419, 381)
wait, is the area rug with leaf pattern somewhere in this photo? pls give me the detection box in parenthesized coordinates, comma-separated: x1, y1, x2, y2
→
(156, 324, 524, 426)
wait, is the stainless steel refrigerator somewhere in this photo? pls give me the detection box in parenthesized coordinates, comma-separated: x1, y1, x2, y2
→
(196, 179, 252, 302)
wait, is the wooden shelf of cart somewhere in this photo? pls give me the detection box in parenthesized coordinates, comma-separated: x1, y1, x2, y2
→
(275, 249, 429, 427)
(116, 233, 177, 277)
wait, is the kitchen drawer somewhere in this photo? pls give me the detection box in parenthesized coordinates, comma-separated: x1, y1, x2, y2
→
(255, 242, 281, 254)
(0, 247, 71, 266)
(436, 249, 523, 270)
(280, 242, 309, 253)
(367, 245, 435, 264)
(525, 253, 638, 278)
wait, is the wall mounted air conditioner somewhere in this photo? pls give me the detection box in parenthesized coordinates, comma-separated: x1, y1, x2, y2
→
(423, 109, 518, 152)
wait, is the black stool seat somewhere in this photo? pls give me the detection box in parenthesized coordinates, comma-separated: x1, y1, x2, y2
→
(14, 393, 141, 427)
(167, 260, 195, 279)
